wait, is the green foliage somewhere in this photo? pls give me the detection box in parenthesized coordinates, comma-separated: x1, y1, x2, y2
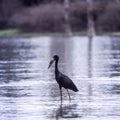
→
(0, 29, 17, 37)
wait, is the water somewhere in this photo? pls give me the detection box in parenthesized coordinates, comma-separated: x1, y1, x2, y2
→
(0, 36, 120, 120)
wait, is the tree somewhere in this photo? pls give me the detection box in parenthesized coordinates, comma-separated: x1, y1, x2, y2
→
(63, 0, 72, 36)
(86, 0, 95, 39)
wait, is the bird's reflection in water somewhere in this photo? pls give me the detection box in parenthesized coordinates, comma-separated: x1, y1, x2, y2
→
(56, 103, 81, 120)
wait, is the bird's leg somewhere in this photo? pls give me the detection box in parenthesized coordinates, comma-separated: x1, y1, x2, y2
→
(59, 86, 62, 103)
(60, 89, 62, 103)
(67, 89, 71, 102)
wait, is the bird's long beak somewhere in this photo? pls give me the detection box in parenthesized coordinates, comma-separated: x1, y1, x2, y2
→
(48, 58, 54, 69)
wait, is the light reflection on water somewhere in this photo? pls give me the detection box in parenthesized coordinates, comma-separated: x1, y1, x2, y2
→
(0, 36, 120, 120)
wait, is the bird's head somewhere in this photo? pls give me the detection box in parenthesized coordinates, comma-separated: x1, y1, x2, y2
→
(48, 55, 59, 69)
(53, 55, 59, 61)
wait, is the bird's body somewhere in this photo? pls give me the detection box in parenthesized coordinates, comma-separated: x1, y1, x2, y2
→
(55, 72, 78, 92)
(48, 55, 78, 102)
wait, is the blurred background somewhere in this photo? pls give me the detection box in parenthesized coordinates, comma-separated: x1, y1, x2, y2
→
(0, 0, 120, 34)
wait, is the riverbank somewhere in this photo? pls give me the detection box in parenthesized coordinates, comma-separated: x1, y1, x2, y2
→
(0, 29, 120, 38)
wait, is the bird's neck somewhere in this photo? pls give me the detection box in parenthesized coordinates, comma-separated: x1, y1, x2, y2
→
(55, 60, 59, 74)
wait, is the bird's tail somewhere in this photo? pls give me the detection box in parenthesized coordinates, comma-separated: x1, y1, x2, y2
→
(72, 84, 79, 92)
(73, 87, 79, 92)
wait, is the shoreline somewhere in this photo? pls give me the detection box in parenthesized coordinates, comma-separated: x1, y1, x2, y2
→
(0, 29, 120, 38)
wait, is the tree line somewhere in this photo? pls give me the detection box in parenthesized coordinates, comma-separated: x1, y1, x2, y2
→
(0, 0, 120, 33)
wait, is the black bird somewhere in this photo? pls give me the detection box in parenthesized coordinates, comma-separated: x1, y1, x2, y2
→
(48, 55, 78, 102)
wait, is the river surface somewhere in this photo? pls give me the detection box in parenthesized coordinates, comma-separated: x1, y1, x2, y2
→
(0, 36, 120, 120)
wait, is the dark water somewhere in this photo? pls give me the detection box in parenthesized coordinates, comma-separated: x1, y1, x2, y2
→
(0, 36, 120, 120)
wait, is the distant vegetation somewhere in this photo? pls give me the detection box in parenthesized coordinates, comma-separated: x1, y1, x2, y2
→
(0, 0, 120, 33)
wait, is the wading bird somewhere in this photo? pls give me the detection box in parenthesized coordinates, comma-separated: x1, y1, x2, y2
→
(48, 55, 78, 102)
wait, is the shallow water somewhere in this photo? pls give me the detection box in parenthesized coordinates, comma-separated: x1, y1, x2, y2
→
(0, 36, 120, 120)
